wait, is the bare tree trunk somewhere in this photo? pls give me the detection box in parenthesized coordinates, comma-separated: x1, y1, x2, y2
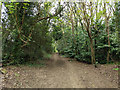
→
(70, 7, 76, 45)
(70, 7, 74, 38)
(104, 3, 110, 63)
(82, 2, 96, 64)
(87, 27, 96, 64)
(107, 20, 110, 63)
(90, 38, 95, 64)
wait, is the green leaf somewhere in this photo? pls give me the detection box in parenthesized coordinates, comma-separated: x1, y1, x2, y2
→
(11, 0, 16, 2)
(23, 3, 29, 6)
(112, 68, 119, 71)
(24, 0, 30, 2)
(15, 73, 20, 77)
(0, 68, 7, 74)
(53, 16, 58, 19)
(15, 3, 19, 5)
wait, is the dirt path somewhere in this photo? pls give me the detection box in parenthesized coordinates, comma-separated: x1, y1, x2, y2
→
(2, 54, 118, 88)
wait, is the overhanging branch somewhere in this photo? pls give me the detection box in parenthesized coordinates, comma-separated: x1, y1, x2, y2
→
(35, 6, 64, 23)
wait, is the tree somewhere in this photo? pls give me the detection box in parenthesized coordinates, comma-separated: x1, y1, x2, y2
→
(2, 2, 63, 65)
(103, 2, 112, 63)
(78, 2, 96, 64)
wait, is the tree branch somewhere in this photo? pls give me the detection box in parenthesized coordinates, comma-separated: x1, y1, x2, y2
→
(35, 6, 64, 23)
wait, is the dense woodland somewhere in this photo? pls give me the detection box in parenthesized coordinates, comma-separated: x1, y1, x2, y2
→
(1, 1, 120, 66)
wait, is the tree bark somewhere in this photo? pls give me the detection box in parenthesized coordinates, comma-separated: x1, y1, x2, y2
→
(70, 7, 75, 38)
(82, 2, 96, 64)
(87, 26, 96, 64)
(90, 37, 95, 64)
(104, 3, 110, 63)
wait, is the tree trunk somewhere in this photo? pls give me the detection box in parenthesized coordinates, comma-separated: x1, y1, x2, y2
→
(107, 21, 110, 63)
(87, 29, 96, 64)
(86, 24, 96, 64)
(104, 3, 110, 63)
(70, 7, 76, 46)
(70, 8, 74, 38)
(90, 38, 95, 64)
(82, 2, 96, 64)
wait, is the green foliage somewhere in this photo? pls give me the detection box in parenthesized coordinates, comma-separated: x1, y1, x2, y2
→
(2, 2, 120, 66)
(56, 12, 120, 64)
(56, 27, 92, 64)
(52, 24, 63, 41)
(110, 1, 120, 61)
(2, 2, 54, 65)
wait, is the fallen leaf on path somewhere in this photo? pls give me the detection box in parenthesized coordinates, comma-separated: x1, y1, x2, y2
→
(0, 68, 7, 74)
(112, 68, 119, 71)
(15, 73, 20, 77)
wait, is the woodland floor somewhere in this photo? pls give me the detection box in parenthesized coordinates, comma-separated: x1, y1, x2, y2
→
(0, 54, 119, 88)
